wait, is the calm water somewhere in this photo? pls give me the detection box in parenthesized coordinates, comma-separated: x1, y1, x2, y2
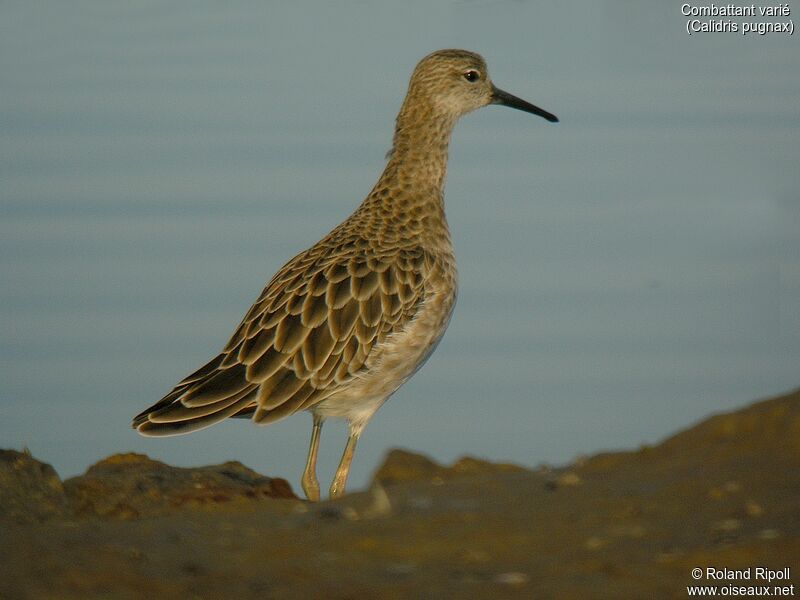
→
(2, 2, 799, 491)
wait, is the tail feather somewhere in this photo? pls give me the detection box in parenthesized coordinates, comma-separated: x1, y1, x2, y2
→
(131, 386, 187, 429)
(147, 384, 257, 424)
(131, 353, 258, 436)
(182, 363, 250, 407)
(135, 388, 258, 436)
(177, 354, 225, 386)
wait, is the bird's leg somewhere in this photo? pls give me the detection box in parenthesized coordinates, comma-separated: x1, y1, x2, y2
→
(329, 425, 360, 500)
(301, 414, 324, 502)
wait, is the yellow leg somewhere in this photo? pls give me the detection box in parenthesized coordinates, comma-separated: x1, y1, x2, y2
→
(329, 431, 359, 500)
(301, 415, 324, 502)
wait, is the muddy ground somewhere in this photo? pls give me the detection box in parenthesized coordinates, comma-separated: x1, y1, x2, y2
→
(2, 389, 798, 599)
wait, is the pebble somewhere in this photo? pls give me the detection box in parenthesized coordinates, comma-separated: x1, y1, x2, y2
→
(407, 494, 432, 511)
(557, 472, 582, 487)
(713, 518, 741, 532)
(495, 572, 530, 586)
(292, 503, 309, 514)
(386, 562, 416, 576)
(342, 506, 360, 521)
(610, 524, 646, 538)
(758, 528, 781, 540)
(655, 550, 683, 563)
(723, 481, 741, 493)
(462, 549, 490, 564)
(745, 500, 763, 517)
(584, 536, 606, 550)
(365, 483, 393, 518)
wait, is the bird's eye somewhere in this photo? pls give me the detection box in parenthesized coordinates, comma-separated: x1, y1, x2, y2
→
(463, 70, 480, 83)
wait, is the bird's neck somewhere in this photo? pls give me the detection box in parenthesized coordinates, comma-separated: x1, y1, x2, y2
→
(383, 98, 457, 195)
(351, 95, 459, 250)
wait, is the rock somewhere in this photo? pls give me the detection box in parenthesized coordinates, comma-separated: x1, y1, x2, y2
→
(372, 448, 527, 486)
(1, 388, 798, 599)
(579, 388, 800, 474)
(450, 455, 527, 476)
(660, 388, 800, 455)
(63, 453, 297, 518)
(0, 450, 69, 523)
(372, 448, 447, 485)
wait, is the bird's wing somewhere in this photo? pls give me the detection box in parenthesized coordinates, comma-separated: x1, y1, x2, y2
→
(133, 236, 428, 435)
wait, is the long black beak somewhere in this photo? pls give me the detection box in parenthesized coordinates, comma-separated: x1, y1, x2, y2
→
(491, 85, 558, 123)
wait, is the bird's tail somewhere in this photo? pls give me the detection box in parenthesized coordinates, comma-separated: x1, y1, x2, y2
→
(132, 355, 258, 436)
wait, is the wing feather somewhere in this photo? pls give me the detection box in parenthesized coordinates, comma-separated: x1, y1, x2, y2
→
(181, 363, 249, 407)
(328, 301, 359, 339)
(246, 346, 290, 382)
(300, 293, 328, 328)
(132, 239, 431, 434)
(274, 313, 310, 354)
(238, 327, 276, 364)
(301, 322, 336, 372)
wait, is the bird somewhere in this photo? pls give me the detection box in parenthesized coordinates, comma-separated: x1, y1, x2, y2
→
(132, 49, 557, 501)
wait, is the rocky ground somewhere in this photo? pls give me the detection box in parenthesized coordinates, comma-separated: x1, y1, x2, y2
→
(2, 389, 798, 599)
